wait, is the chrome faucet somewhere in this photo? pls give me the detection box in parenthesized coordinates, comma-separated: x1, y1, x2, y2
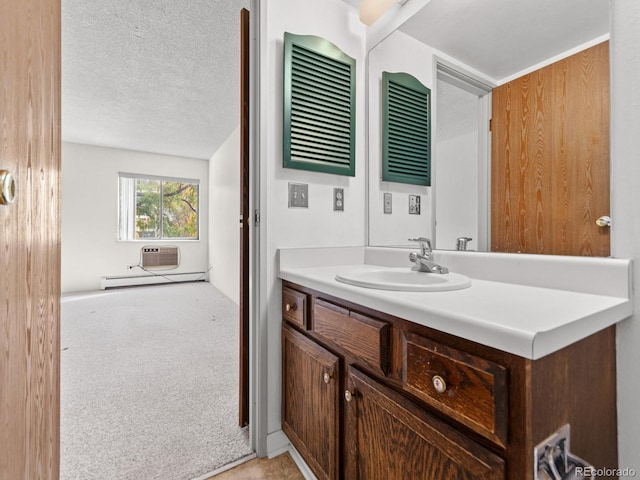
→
(408, 237, 449, 274)
(456, 236, 473, 251)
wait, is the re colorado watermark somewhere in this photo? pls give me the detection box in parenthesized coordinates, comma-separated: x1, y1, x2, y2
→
(575, 466, 637, 477)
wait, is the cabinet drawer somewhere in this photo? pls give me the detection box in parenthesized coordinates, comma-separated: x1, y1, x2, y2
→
(403, 332, 508, 446)
(313, 299, 389, 376)
(282, 286, 307, 329)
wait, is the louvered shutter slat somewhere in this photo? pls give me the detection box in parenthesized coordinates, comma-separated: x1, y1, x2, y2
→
(284, 33, 356, 176)
(382, 72, 431, 186)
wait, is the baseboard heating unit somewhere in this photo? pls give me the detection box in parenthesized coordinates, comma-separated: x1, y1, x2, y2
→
(100, 272, 207, 290)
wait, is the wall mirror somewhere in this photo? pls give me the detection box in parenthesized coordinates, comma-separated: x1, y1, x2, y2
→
(366, 0, 610, 254)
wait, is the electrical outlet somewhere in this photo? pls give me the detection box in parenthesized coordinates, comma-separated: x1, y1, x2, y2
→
(409, 194, 421, 215)
(333, 188, 344, 211)
(383, 193, 392, 214)
(288, 182, 308, 208)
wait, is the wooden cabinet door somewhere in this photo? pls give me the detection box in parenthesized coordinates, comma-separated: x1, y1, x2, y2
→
(282, 324, 340, 480)
(344, 367, 505, 480)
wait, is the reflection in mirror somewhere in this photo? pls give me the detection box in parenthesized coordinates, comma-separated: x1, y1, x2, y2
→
(367, 0, 610, 253)
(368, 30, 434, 247)
(434, 66, 491, 251)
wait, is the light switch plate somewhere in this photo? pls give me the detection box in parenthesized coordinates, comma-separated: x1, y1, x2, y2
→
(333, 188, 344, 211)
(288, 182, 308, 208)
(409, 194, 421, 215)
(383, 193, 392, 214)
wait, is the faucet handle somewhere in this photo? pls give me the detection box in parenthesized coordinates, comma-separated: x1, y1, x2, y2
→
(408, 237, 432, 254)
(456, 237, 473, 251)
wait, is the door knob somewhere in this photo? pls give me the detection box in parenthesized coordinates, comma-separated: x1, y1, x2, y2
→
(595, 216, 611, 228)
(0, 170, 16, 205)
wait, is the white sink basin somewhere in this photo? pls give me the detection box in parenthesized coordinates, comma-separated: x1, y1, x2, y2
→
(335, 266, 471, 292)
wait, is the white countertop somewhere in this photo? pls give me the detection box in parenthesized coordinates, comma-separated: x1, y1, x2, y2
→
(278, 247, 633, 360)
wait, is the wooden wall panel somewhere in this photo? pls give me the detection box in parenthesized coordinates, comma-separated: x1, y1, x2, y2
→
(491, 42, 610, 256)
(0, 0, 61, 478)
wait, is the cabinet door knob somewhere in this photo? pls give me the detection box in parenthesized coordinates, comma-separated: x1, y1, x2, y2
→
(323, 372, 332, 384)
(285, 303, 297, 312)
(344, 390, 354, 402)
(432, 375, 447, 394)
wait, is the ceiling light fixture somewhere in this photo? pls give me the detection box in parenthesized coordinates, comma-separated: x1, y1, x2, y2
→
(359, 0, 409, 26)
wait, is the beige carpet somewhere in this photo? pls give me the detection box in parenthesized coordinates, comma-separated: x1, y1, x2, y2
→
(60, 282, 252, 480)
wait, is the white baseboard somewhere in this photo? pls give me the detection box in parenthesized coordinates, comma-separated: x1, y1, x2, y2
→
(288, 445, 317, 480)
(100, 272, 207, 289)
(266, 430, 290, 458)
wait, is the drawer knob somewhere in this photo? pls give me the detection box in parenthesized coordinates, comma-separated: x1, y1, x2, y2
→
(432, 375, 447, 394)
(344, 390, 354, 402)
(285, 303, 297, 312)
(323, 372, 332, 384)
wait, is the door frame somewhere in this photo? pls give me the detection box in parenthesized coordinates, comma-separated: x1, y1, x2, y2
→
(433, 57, 494, 251)
(247, 0, 264, 455)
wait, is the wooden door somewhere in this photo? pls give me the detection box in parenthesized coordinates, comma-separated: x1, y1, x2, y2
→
(282, 325, 340, 480)
(344, 367, 505, 480)
(0, 0, 61, 478)
(238, 6, 250, 428)
(491, 42, 610, 256)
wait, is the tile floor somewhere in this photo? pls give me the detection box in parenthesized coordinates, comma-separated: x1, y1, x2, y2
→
(209, 453, 304, 480)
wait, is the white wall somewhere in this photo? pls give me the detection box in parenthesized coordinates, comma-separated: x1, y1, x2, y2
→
(435, 134, 478, 248)
(61, 142, 209, 293)
(434, 80, 480, 250)
(260, 0, 367, 451)
(611, 0, 640, 469)
(368, 30, 434, 246)
(208, 126, 240, 305)
(257, 0, 640, 464)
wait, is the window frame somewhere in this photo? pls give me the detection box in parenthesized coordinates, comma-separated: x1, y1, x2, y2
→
(118, 172, 200, 242)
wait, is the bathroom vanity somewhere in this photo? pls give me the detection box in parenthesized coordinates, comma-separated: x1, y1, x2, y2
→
(278, 247, 632, 480)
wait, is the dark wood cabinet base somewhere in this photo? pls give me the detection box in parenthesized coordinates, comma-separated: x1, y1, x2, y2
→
(281, 281, 617, 479)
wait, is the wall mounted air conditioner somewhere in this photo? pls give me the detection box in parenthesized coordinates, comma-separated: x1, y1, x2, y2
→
(141, 246, 179, 269)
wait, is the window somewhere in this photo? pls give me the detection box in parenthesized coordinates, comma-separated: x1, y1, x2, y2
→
(118, 173, 199, 240)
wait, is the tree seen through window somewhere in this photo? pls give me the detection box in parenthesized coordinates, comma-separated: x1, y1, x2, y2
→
(119, 174, 199, 240)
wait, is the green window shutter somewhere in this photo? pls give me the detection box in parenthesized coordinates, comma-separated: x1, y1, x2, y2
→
(283, 32, 356, 177)
(382, 71, 431, 186)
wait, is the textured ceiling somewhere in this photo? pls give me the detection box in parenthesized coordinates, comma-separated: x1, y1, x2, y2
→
(62, 0, 249, 160)
(63, 0, 608, 160)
